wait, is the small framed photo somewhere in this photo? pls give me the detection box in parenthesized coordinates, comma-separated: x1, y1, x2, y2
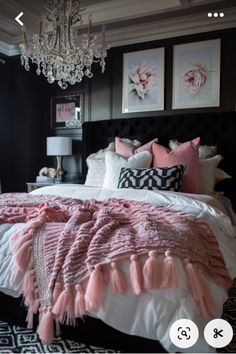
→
(172, 39, 221, 109)
(51, 92, 83, 129)
(122, 47, 165, 113)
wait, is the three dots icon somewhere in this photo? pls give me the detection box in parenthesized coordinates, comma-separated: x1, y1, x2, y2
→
(208, 12, 224, 18)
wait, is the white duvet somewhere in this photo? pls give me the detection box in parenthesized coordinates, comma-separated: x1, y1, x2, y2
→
(1, 184, 236, 353)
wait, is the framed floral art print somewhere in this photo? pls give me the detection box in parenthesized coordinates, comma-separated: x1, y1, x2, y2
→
(122, 47, 165, 113)
(172, 39, 221, 109)
(51, 92, 83, 129)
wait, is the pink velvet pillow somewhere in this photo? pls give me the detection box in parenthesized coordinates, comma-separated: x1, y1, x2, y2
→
(115, 137, 158, 158)
(115, 137, 140, 158)
(152, 137, 200, 193)
(135, 138, 158, 154)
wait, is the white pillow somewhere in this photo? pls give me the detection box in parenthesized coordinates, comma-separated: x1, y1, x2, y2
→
(103, 151, 152, 189)
(169, 139, 217, 159)
(215, 168, 232, 182)
(85, 140, 142, 187)
(85, 159, 106, 187)
(85, 142, 114, 187)
(86, 142, 115, 164)
(199, 155, 222, 195)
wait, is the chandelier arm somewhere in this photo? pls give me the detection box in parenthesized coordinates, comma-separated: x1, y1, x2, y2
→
(23, 31, 28, 49)
(71, 1, 81, 20)
(58, 25, 61, 54)
(39, 20, 42, 37)
(38, 20, 43, 47)
(68, 15, 72, 49)
(87, 14, 92, 47)
(44, 5, 54, 20)
(53, 25, 59, 49)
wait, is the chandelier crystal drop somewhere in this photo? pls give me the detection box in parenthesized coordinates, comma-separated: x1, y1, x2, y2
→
(20, 0, 109, 89)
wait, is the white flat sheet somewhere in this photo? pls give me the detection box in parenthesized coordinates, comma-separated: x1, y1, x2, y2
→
(1, 185, 236, 353)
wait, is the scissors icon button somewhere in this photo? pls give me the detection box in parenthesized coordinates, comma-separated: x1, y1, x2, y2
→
(204, 319, 233, 348)
(213, 328, 223, 338)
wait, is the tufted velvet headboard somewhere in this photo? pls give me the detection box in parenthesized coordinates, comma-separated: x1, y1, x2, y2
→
(82, 112, 236, 209)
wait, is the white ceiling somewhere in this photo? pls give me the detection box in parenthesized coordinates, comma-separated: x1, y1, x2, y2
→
(0, 0, 235, 56)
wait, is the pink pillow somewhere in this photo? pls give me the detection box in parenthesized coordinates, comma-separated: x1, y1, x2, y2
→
(115, 137, 140, 158)
(115, 137, 158, 158)
(135, 138, 158, 154)
(152, 137, 200, 193)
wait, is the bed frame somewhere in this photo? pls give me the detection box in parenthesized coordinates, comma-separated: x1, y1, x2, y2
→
(0, 112, 235, 353)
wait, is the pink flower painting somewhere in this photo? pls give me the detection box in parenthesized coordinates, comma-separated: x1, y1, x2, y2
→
(122, 48, 165, 112)
(128, 62, 156, 99)
(182, 64, 207, 96)
(172, 39, 220, 108)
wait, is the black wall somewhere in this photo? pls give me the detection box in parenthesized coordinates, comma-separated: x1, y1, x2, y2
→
(0, 27, 236, 192)
(0, 56, 45, 192)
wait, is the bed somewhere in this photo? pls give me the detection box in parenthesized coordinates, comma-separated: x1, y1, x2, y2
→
(0, 112, 236, 353)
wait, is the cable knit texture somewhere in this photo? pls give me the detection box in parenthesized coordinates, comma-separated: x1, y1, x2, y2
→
(0, 193, 232, 344)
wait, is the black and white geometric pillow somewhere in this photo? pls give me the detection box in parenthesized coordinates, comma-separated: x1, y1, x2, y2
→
(118, 165, 184, 192)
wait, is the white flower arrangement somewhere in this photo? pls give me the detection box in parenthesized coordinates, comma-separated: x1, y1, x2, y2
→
(39, 167, 57, 178)
(39, 167, 48, 176)
(48, 168, 58, 178)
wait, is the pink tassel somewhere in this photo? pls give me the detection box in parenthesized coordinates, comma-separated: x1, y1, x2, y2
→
(143, 250, 160, 289)
(32, 298, 40, 314)
(184, 258, 217, 318)
(26, 306, 34, 329)
(55, 320, 61, 337)
(129, 255, 143, 295)
(14, 239, 32, 270)
(22, 269, 35, 303)
(37, 306, 54, 344)
(65, 288, 75, 325)
(102, 266, 109, 284)
(52, 288, 75, 324)
(160, 250, 178, 288)
(52, 289, 67, 318)
(75, 284, 86, 317)
(85, 264, 104, 310)
(52, 282, 62, 304)
(110, 262, 126, 293)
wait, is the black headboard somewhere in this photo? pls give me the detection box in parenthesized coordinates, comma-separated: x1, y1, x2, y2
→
(82, 112, 236, 208)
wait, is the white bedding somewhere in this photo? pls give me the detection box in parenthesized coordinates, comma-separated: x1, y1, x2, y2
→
(1, 184, 236, 353)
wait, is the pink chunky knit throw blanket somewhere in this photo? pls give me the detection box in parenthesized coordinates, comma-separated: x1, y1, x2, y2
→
(0, 193, 232, 344)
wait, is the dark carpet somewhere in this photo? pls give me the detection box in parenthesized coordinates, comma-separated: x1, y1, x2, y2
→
(0, 279, 236, 353)
(219, 278, 236, 353)
(0, 321, 119, 353)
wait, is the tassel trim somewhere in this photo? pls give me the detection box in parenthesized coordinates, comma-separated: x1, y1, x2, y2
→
(184, 258, 218, 318)
(21, 250, 229, 344)
(130, 254, 143, 295)
(37, 306, 54, 344)
(160, 250, 178, 288)
(110, 262, 126, 293)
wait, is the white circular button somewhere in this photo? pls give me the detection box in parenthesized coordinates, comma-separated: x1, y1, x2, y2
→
(169, 319, 199, 349)
(204, 319, 233, 348)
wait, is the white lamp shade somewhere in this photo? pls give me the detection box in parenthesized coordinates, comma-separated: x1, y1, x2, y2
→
(47, 136, 72, 156)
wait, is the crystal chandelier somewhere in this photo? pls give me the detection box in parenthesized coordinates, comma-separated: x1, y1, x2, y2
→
(20, 0, 109, 89)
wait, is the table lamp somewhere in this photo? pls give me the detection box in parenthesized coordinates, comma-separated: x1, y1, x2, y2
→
(47, 136, 72, 182)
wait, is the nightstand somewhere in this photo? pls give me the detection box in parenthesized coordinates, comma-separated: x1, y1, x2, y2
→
(26, 180, 83, 193)
(26, 182, 55, 193)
